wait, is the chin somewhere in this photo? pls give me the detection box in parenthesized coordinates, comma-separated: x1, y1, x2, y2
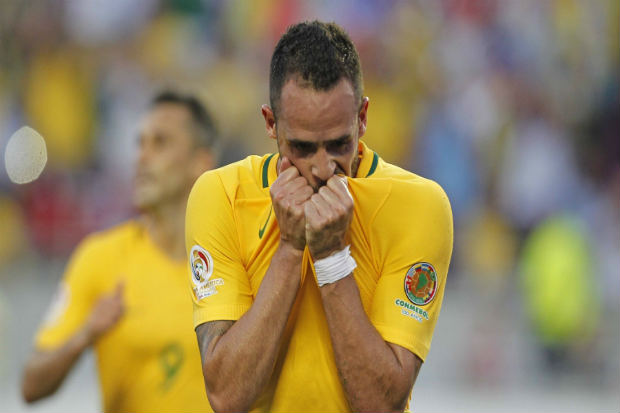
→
(132, 200, 148, 212)
(132, 193, 157, 212)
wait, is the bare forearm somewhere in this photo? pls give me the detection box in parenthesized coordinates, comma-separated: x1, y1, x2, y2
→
(200, 244, 302, 411)
(21, 328, 92, 403)
(321, 276, 416, 412)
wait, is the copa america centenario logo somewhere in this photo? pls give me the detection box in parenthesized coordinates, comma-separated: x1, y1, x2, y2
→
(190, 245, 213, 287)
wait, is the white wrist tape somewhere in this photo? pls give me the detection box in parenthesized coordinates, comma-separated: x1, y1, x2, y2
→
(314, 245, 357, 287)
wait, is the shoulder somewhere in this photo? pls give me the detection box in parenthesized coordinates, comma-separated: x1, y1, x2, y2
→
(62, 220, 140, 286)
(75, 220, 140, 257)
(353, 168, 454, 272)
(352, 160, 451, 219)
(386, 173, 451, 215)
(350, 161, 453, 255)
(190, 154, 271, 203)
(384, 169, 451, 227)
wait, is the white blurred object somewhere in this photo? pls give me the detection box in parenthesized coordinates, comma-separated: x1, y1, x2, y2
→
(63, 0, 157, 45)
(4, 126, 47, 184)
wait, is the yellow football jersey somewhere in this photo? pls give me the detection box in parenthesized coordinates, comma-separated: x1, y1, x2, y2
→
(186, 141, 453, 412)
(35, 221, 212, 413)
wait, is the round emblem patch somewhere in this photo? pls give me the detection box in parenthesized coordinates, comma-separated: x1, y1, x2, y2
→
(404, 262, 438, 306)
(190, 245, 213, 287)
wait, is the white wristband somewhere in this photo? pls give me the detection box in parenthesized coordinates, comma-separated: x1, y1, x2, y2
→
(313, 245, 357, 287)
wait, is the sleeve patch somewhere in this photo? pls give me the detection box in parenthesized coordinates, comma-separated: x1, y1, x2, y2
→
(190, 245, 224, 300)
(404, 262, 438, 306)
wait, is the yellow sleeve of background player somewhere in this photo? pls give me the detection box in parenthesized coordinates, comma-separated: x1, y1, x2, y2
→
(369, 179, 453, 361)
(35, 236, 102, 350)
(186, 170, 253, 328)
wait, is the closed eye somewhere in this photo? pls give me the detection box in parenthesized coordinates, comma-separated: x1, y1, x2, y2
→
(137, 133, 168, 149)
(326, 137, 352, 155)
(289, 141, 317, 157)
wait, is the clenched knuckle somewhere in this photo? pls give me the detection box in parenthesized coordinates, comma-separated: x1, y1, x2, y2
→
(276, 192, 287, 203)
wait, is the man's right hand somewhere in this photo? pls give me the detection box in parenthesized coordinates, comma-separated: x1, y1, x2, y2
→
(85, 281, 125, 344)
(270, 157, 313, 251)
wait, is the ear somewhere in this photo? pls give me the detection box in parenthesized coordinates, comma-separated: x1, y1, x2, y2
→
(358, 97, 369, 138)
(261, 104, 277, 140)
(190, 148, 215, 179)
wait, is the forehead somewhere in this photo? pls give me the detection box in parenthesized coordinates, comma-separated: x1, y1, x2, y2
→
(140, 103, 192, 136)
(278, 77, 358, 138)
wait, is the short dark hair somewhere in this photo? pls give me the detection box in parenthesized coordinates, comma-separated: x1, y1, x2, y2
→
(150, 90, 218, 151)
(269, 21, 363, 118)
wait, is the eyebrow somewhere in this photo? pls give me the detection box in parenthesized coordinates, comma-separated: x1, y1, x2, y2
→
(287, 134, 351, 147)
(137, 131, 171, 145)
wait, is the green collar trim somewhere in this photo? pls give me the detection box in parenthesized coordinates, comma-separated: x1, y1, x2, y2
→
(366, 152, 379, 177)
(262, 153, 276, 188)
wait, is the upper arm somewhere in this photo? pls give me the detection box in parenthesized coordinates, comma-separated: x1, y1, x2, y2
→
(369, 180, 453, 362)
(186, 172, 253, 328)
(35, 238, 101, 350)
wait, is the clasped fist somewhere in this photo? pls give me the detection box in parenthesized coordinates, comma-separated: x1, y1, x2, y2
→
(270, 157, 314, 251)
(85, 281, 125, 344)
(304, 176, 353, 259)
(270, 157, 353, 259)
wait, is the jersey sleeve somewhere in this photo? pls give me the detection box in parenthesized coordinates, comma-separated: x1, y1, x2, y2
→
(186, 170, 253, 328)
(369, 179, 453, 361)
(35, 236, 102, 350)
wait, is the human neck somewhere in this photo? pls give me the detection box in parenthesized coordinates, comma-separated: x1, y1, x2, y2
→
(139, 200, 187, 262)
(351, 152, 361, 178)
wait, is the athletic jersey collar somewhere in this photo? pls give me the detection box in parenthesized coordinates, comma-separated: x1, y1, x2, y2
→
(262, 152, 279, 188)
(261, 140, 379, 189)
(354, 140, 380, 178)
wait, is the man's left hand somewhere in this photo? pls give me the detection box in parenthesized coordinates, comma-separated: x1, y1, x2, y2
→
(304, 176, 353, 260)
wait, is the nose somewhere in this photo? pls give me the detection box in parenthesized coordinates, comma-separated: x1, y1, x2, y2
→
(137, 139, 153, 165)
(136, 147, 148, 169)
(311, 148, 336, 183)
(136, 141, 154, 174)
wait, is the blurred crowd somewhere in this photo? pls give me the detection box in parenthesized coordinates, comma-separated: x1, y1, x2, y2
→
(0, 0, 618, 395)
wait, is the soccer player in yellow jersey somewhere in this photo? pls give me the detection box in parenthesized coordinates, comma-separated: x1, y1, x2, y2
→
(186, 21, 453, 412)
(22, 91, 217, 412)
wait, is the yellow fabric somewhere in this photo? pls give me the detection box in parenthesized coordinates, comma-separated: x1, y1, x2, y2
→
(186, 141, 453, 412)
(35, 221, 212, 413)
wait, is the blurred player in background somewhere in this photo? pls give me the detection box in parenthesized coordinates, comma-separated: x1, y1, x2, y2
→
(21, 91, 217, 412)
(186, 21, 453, 412)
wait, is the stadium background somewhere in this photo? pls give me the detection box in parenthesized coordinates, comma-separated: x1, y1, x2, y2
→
(0, 0, 618, 411)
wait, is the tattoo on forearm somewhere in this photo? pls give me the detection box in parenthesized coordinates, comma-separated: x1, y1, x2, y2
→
(195, 320, 234, 362)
